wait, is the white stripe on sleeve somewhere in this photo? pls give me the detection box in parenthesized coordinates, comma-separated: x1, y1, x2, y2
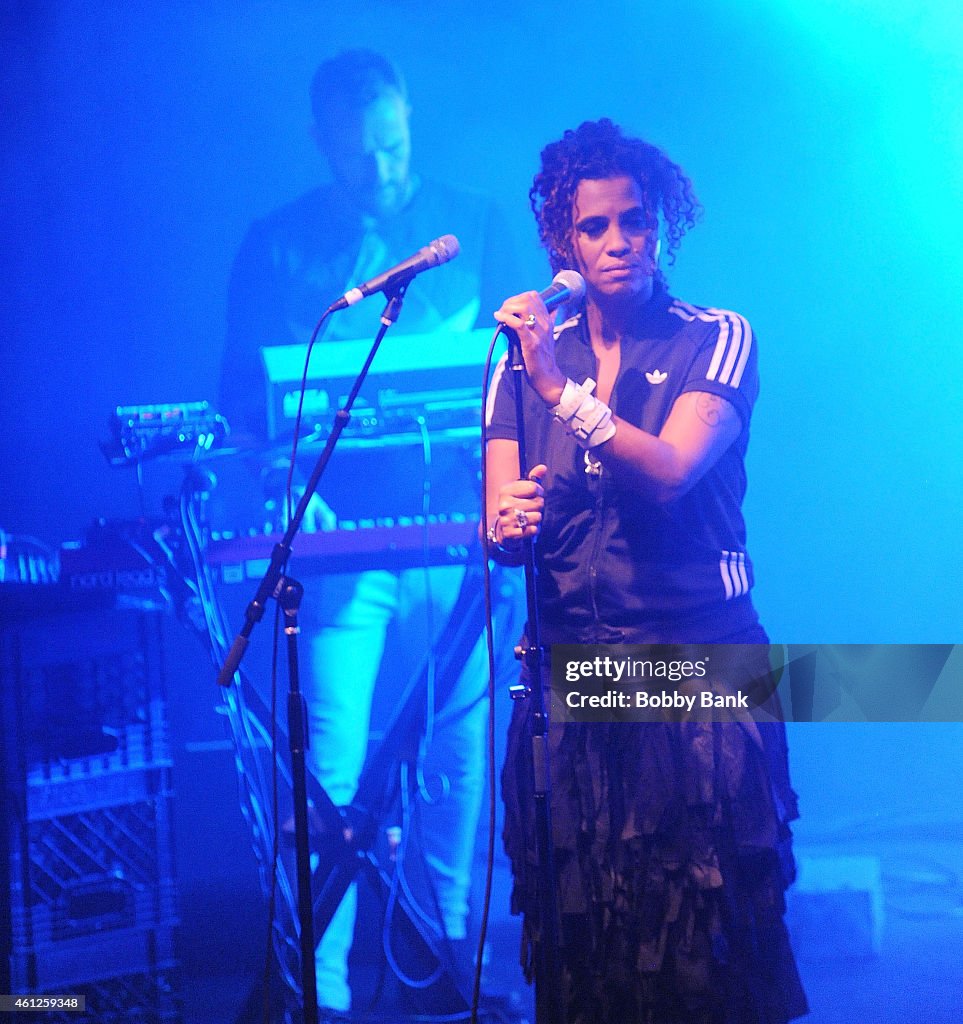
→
(670, 300, 754, 390)
(485, 352, 509, 428)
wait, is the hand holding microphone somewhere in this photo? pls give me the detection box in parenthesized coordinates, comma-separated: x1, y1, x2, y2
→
(494, 270, 586, 405)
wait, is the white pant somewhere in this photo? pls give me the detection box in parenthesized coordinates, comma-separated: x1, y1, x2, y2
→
(302, 564, 510, 1010)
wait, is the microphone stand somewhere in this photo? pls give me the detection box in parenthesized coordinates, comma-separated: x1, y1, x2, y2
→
(503, 326, 566, 1024)
(216, 284, 409, 1024)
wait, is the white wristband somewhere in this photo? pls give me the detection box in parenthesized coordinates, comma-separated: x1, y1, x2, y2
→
(551, 377, 617, 449)
(551, 377, 596, 421)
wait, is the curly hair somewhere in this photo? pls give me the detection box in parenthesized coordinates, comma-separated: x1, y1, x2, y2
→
(530, 119, 702, 284)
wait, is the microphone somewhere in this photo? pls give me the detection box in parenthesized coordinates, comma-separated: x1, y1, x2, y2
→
(537, 270, 585, 313)
(328, 234, 460, 311)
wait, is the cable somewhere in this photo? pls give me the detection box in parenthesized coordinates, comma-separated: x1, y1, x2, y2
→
(177, 476, 302, 995)
(471, 324, 510, 1024)
(414, 414, 446, 806)
(382, 760, 447, 989)
(284, 308, 334, 523)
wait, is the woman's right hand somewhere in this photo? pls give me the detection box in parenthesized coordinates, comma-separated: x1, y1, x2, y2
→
(491, 464, 547, 548)
(493, 292, 566, 406)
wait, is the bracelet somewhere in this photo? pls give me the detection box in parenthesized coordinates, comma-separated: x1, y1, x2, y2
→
(551, 377, 618, 449)
(486, 522, 520, 555)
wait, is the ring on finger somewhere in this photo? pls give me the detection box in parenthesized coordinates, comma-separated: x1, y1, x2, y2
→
(514, 508, 529, 529)
(523, 313, 537, 329)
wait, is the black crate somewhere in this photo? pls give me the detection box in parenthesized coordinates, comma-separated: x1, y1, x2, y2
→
(24, 702, 172, 817)
(1, 605, 178, 1009)
(8, 606, 169, 771)
(10, 773, 178, 955)
(24, 927, 181, 1023)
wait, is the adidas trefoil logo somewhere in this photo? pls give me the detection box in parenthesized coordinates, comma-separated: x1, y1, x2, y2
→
(645, 369, 668, 385)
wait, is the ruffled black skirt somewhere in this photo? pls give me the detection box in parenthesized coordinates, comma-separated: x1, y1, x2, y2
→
(502, 642, 808, 1024)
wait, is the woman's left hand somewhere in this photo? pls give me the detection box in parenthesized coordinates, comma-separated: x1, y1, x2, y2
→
(491, 464, 547, 548)
(494, 291, 566, 406)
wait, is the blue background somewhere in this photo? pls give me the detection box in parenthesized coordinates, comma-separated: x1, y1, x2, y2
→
(3, 2, 962, 1018)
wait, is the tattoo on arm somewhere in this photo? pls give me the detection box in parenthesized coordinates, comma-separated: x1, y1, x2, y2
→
(695, 393, 725, 427)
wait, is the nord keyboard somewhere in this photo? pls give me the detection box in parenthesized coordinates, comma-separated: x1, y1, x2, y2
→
(206, 515, 479, 582)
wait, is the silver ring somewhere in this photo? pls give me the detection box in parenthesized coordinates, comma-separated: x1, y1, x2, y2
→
(513, 508, 529, 529)
(523, 313, 537, 329)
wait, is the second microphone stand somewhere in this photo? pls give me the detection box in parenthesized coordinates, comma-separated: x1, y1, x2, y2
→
(217, 285, 410, 1024)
